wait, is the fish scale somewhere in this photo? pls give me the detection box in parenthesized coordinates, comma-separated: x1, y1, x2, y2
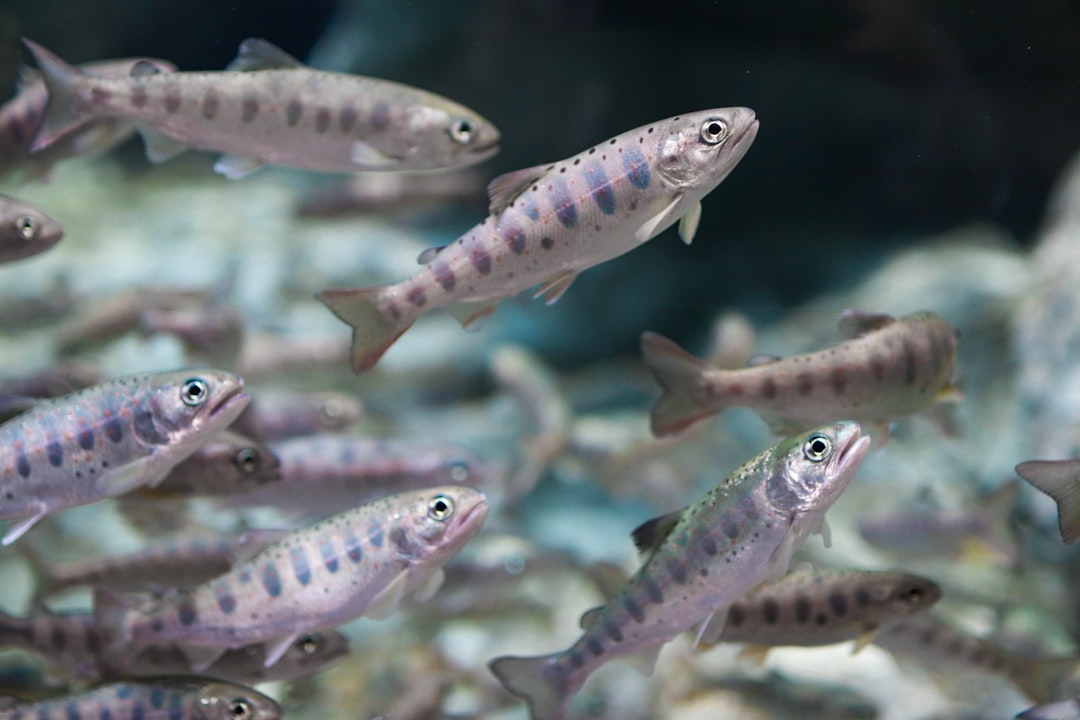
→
(489, 421, 869, 720)
(97, 486, 488, 670)
(319, 107, 759, 372)
(0, 370, 249, 545)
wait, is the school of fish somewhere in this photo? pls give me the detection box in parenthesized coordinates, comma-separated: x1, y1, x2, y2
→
(0, 23, 1073, 720)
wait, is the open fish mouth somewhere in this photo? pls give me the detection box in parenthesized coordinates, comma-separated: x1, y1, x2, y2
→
(835, 423, 871, 470)
(456, 498, 490, 529)
(210, 385, 250, 418)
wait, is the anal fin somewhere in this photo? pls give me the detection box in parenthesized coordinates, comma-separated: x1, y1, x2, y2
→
(262, 633, 300, 668)
(445, 298, 501, 330)
(136, 125, 187, 164)
(214, 154, 266, 180)
(532, 271, 579, 305)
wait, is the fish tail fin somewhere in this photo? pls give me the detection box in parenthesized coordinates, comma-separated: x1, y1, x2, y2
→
(1015, 657, 1080, 704)
(21, 38, 88, 152)
(316, 287, 411, 373)
(488, 653, 571, 720)
(640, 331, 719, 437)
(1016, 460, 1080, 544)
(15, 541, 58, 604)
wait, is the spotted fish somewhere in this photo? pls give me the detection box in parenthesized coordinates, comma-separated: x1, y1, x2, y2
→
(318, 107, 759, 372)
(697, 567, 941, 655)
(0, 370, 248, 545)
(0, 57, 175, 181)
(96, 486, 488, 671)
(0, 194, 63, 265)
(643, 310, 962, 439)
(24, 38, 500, 178)
(0, 677, 281, 720)
(488, 422, 869, 720)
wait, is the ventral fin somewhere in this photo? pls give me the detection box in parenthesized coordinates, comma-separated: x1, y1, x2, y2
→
(227, 38, 304, 72)
(694, 605, 728, 649)
(634, 192, 684, 243)
(350, 140, 400, 169)
(2, 510, 47, 546)
(678, 201, 702, 245)
(416, 245, 446, 265)
(262, 633, 300, 668)
(137, 125, 187, 164)
(366, 571, 409, 620)
(630, 508, 684, 557)
(411, 567, 446, 603)
(186, 645, 227, 674)
(532, 271, 579, 306)
(445, 298, 501, 330)
(486, 164, 551, 216)
(851, 628, 877, 654)
(837, 310, 896, 339)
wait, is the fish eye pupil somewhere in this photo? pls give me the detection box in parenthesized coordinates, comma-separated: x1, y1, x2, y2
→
(428, 495, 454, 520)
(180, 378, 209, 406)
(708, 122, 722, 135)
(235, 449, 257, 473)
(230, 700, 250, 719)
(16, 216, 36, 240)
(701, 119, 727, 144)
(905, 586, 923, 601)
(804, 434, 831, 461)
(299, 635, 319, 654)
(450, 119, 473, 144)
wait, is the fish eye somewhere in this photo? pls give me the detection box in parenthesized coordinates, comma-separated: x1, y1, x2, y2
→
(15, 215, 37, 240)
(229, 699, 252, 719)
(233, 448, 258, 474)
(449, 461, 470, 483)
(320, 398, 345, 422)
(180, 378, 210, 407)
(297, 634, 321, 655)
(700, 118, 728, 145)
(449, 118, 474, 145)
(803, 433, 833, 462)
(901, 584, 925, 603)
(428, 494, 455, 520)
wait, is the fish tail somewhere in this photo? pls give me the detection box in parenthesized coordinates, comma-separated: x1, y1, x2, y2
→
(316, 287, 411, 373)
(15, 541, 59, 604)
(21, 39, 88, 152)
(1014, 656, 1080, 703)
(641, 331, 719, 437)
(488, 653, 572, 720)
(1015, 460, 1080, 544)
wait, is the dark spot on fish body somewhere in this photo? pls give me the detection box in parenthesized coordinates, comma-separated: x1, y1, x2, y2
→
(569, 651, 586, 668)
(320, 537, 338, 573)
(202, 88, 220, 119)
(667, 558, 688, 585)
(131, 704, 144, 720)
(286, 100, 303, 127)
(340, 104, 358, 133)
(104, 417, 123, 443)
(760, 597, 780, 624)
(642, 579, 663, 604)
(870, 356, 886, 381)
(89, 87, 111, 107)
(584, 162, 616, 215)
(701, 533, 718, 556)
(854, 586, 871, 606)
(64, 700, 79, 720)
(470, 245, 492, 275)
(290, 546, 312, 586)
(344, 528, 362, 563)
(241, 95, 259, 123)
(78, 429, 94, 451)
(622, 595, 645, 623)
(604, 620, 624, 642)
(16, 451, 30, 478)
(261, 562, 282, 597)
(370, 101, 391, 131)
(99, 707, 113, 720)
(760, 378, 777, 400)
(433, 262, 456, 292)
(728, 603, 745, 626)
(149, 689, 165, 710)
(213, 582, 236, 615)
(149, 617, 164, 633)
(131, 85, 149, 108)
(50, 624, 67, 650)
(386, 301, 401, 322)
(815, 613, 828, 625)
(794, 593, 811, 623)
(116, 685, 133, 700)
(829, 591, 848, 617)
(315, 107, 331, 134)
(549, 177, 578, 228)
(504, 226, 526, 255)
(177, 600, 198, 627)
(406, 286, 427, 307)
(831, 368, 847, 395)
(586, 637, 605, 656)
(167, 693, 183, 720)
(902, 339, 918, 384)
(623, 147, 651, 189)
(794, 372, 813, 396)
(368, 520, 384, 548)
(133, 406, 169, 445)
(164, 88, 181, 114)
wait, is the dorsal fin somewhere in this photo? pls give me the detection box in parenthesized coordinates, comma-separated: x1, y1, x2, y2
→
(227, 38, 304, 72)
(416, 245, 446, 265)
(747, 353, 781, 367)
(130, 60, 164, 78)
(837, 310, 895, 339)
(579, 605, 604, 630)
(486, 164, 551, 215)
(630, 508, 684, 556)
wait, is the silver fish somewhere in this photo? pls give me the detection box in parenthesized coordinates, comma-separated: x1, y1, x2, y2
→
(698, 567, 942, 654)
(642, 310, 962, 438)
(1018, 696, 1080, 720)
(0, 194, 63, 265)
(1016, 459, 1080, 544)
(319, 107, 759, 372)
(0, 58, 175, 181)
(96, 486, 488, 670)
(230, 390, 363, 442)
(488, 421, 869, 720)
(25, 38, 500, 178)
(0, 370, 249, 544)
(0, 677, 281, 720)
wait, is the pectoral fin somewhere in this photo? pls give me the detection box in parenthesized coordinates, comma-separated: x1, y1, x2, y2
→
(634, 193, 683, 243)
(98, 456, 157, 497)
(366, 571, 409, 620)
(262, 633, 300, 668)
(411, 567, 446, 603)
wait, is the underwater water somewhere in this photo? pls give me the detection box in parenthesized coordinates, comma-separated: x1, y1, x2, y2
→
(1, 1, 1080, 719)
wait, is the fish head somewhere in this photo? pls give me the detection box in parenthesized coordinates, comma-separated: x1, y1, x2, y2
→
(654, 107, 759, 191)
(1, 201, 64, 258)
(278, 629, 351, 675)
(398, 486, 490, 558)
(196, 680, 282, 720)
(879, 573, 943, 616)
(401, 101, 501, 170)
(765, 421, 869, 515)
(140, 370, 250, 445)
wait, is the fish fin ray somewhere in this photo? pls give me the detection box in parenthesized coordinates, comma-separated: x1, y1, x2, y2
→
(2, 510, 46, 546)
(630, 508, 683, 556)
(21, 38, 88, 152)
(640, 331, 718, 437)
(317, 286, 409, 373)
(578, 605, 604, 630)
(488, 654, 570, 720)
(837, 310, 896, 339)
(678, 201, 702, 245)
(1016, 460, 1080, 544)
(136, 125, 188, 164)
(486, 164, 551, 216)
(97, 456, 158, 497)
(227, 38, 304, 71)
(694, 605, 728, 649)
(445, 298, 501, 330)
(214, 154, 265, 179)
(634, 193, 683, 243)
(532, 271, 578, 305)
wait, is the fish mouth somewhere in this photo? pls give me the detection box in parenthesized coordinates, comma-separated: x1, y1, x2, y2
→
(466, 140, 501, 163)
(210, 385, 250, 418)
(834, 423, 871, 472)
(728, 111, 760, 152)
(457, 498, 490, 529)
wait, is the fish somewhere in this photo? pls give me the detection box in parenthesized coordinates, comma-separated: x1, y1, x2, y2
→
(96, 486, 488, 671)
(24, 37, 500, 178)
(132, 431, 281, 500)
(0, 57, 176, 181)
(0, 194, 64, 265)
(1017, 696, 1080, 719)
(318, 107, 759, 372)
(873, 614, 1080, 704)
(696, 567, 942, 656)
(294, 167, 486, 218)
(230, 390, 364, 442)
(1015, 459, 1080, 544)
(0, 370, 249, 545)
(21, 529, 287, 602)
(857, 481, 1021, 564)
(0, 676, 281, 720)
(488, 421, 869, 720)
(642, 309, 962, 439)
(215, 435, 488, 519)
